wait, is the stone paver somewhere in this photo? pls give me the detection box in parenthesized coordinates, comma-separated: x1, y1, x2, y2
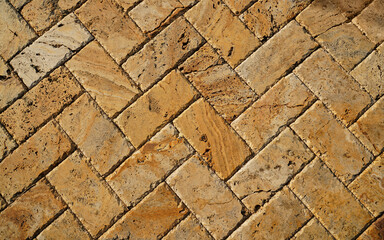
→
(163, 215, 213, 240)
(0, 124, 17, 161)
(222, 0, 253, 14)
(291, 218, 334, 240)
(114, 0, 140, 11)
(358, 215, 384, 240)
(0, 58, 25, 111)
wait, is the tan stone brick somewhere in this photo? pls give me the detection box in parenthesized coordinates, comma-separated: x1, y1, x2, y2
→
(174, 99, 251, 179)
(76, 0, 145, 63)
(65, 41, 140, 118)
(106, 124, 193, 206)
(9, 0, 29, 9)
(232, 73, 315, 151)
(180, 43, 256, 122)
(0, 124, 16, 161)
(0, 0, 36, 60)
(178, 0, 198, 7)
(0, 121, 72, 202)
(47, 151, 124, 237)
(236, 20, 317, 95)
(228, 128, 314, 211)
(185, 0, 260, 67)
(294, 49, 372, 125)
(357, 215, 384, 240)
(0, 58, 25, 111)
(228, 187, 312, 240)
(58, 94, 133, 175)
(240, 0, 311, 40)
(222, 0, 253, 14)
(0, 66, 82, 143)
(291, 102, 373, 184)
(290, 158, 373, 239)
(116, 70, 197, 148)
(0, 181, 65, 240)
(114, 0, 140, 10)
(163, 215, 212, 240)
(122, 17, 203, 90)
(167, 156, 245, 239)
(291, 218, 334, 240)
(100, 183, 188, 240)
(37, 210, 90, 240)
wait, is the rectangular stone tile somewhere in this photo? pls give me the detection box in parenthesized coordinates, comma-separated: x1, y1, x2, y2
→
(0, 181, 65, 240)
(65, 41, 140, 118)
(37, 210, 90, 240)
(222, 0, 253, 14)
(0, 66, 82, 143)
(290, 158, 373, 239)
(174, 99, 251, 179)
(100, 183, 188, 240)
(294, 49, 372, 125)
(10, 13, 92, 88)
(115, 0, 140, 10)
(9, 0, 29, 9)
(291, 101, 373, 184)
(228, 128, 314, 212)
(0, 121, 72, 202)
(106, 124, 193, 206)
(358, 215, 384, 240)
(58, 94, 133, 175)
(292, 218, 334, 240)
(185, 0, 259, 67)
(228, 187, 312, 240)
(179, 43, 256, 122)
(163, 215, 212, 240)
(122, 17, 203, 91)
(0, 58, 25, 111)
(116, 70, 197, 148)
(236, 20, 317, 95)
(47, 151, 125, 237)
(0, 0, 36, 60)
(0, 124, 16, 161)
(166, 156, 245, 239)
(232, 73, 315, 151)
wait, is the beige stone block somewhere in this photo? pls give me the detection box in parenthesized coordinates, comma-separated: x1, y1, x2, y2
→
(0, 124, 16, 161)
(114, 0, 140, 10)
(163, 215, 212, 240)
(357, 215, 384, 240)
(222, 0, 253, 14)
(0, 58, 25, 111)
(291, 218, 334, 240)
(9, 0, 29, 9)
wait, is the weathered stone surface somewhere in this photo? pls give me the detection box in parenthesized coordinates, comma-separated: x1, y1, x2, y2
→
(0, 66, 82, 143)
(65, 41, 140, 118)
(9, 0, 28, 9)
(76, 0, 145, 63)
(174, 99, 251, 179)
(291, 218, 334, 240)
(228, 128, 314, 211)
(58, 94, 133, 175)
(291, 101, 373, 184)
(240, 0, 311, 40)
(180, 43, 256, 122)
(0, 196, 6, 210)
(167, 156, 245, 239)
(0, 0, 36, 60)
(0, 181, 65, 240)
(222, 0, 253, 14)
(294, 49, 372, 125)
(236, 20, 317, 95)
(10, 13, 92, 88)
(106, 124, 193, 206)
(0, 58, 25, 111)
(0, 121, 72, 202)
(47, 151, 124, 237)
(0, 124, 16, 161)
(101, 183, 188, 240)
(163, 215, 212, 240)
(228, 187, 312, 240)
(114, 0, 140, 10)
(122, 17, 203, 90)
(116, 70, 197, 148)
(37, 210, 91, 240)
(185, 0, 260, 67)
(358, 215, 384, 240)
(232, 74, 315, 151)
(290, 158, 373, 239)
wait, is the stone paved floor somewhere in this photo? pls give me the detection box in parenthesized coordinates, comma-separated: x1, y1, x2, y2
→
(0, 0, 383, 239)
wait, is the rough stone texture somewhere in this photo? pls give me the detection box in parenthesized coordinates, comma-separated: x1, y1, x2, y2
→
(58, 94, 133, 175)
(291, 101, 373, 184)
(10, 13, 92, 88)
(228, 187, 312, 240)
(222, 0, 253, 14)
(290, 158, 373, 240)
(9, 0, 29, 9)
(236, 20, 317, 95)
(174, 99, 251, 179)
(65, 41, 140, 118)
(291, 218, 334, 240)
(0, 124, 17, 161)
(167, 156, 245, 239)
(179, 43, 257, 122)
(101, 183, 188, 240)
(114, 0, 140, 10)
(37, 210, 91, 240)
(163, 215, 213, 240)
(232, 73, 316, 151)
(106, 124, 193, 206)
(358, 215, 384, 240)
(0, 66, 82, 143)
(0, 58, 25, 111)
(294, 49, 372, 126)
(47, 151, 125, 237)
(75, 0, 145, 64)
(228, 128, 314, 211)
(0, 181, 65, 240)
(116, 70, 197, 148)
(0, 196, 6, 210)
(122, 17, 203, 91)
(185, 0, 260, 67)
(240, 0, 311, 40)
